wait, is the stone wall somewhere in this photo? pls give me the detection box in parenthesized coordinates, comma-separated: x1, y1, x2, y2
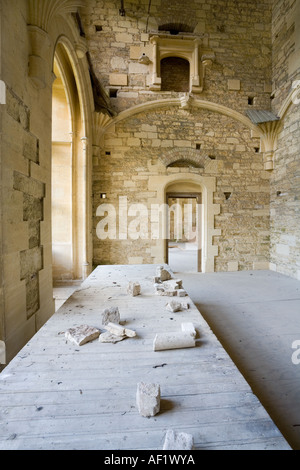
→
(270, 0, 300, 280)
(0, 0, 95, 364)
(83, 0, 272, 271)
(93, 106, 270, 271)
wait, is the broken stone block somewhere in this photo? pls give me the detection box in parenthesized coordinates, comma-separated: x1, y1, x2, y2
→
(124, 327, 137, 338)
(128, 281, 141, 297)
(153, 332, 196, 351)
(162, 279, 182, 290)
(165, 300, 182, 313)
(177, 289, 188, 297)
(105, 322, 137, 338)
(181, 322, 196, 338)
(156, 266, 172, 282)
(155, 287, 177, 297)
(181, 301, 190, 310)
(106, 322, 126, 337)
(102, 307, 120, 326)
(163, 429, 194, 450)
(65, 325, 100, 346)
(99, 331, 126, 343)
(136, 382, 160, 417)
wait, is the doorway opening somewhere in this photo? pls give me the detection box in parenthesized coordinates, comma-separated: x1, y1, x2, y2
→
(51, 43, 87, 309)
(166, 192, 202, 273)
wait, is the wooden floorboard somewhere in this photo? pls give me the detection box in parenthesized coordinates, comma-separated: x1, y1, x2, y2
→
(0, 265, 291, 450)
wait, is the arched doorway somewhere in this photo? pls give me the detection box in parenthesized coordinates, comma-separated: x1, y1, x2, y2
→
(51, 40, 91, 305)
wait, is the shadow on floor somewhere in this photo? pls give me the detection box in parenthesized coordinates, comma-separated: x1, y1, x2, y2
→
(178, 269, 300, 450)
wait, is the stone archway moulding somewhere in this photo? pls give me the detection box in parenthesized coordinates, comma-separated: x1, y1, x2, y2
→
(53, 36, 94, 280)
(98, 96, 286, 172)
(148, 172, 220, 273)
(101, 96, 263, 136)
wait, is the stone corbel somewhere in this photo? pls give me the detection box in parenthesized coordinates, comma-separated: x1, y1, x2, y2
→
(258, 120, 282, 171)
(93, 111, 114, 148)
(75, 37, 88, 60)
(28, 26, 53, 89)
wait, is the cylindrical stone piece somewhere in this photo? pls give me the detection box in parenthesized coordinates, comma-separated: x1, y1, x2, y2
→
(136, 382, 160, 417)
(153, 332, 195, 351)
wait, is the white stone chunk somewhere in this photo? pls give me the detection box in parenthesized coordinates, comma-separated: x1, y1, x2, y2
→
(153, 332, 196, 351)
(128, 281, 141, 297)
(156, 266, 172, 281)
(163, 429, 194, 450)
(162, 279, 182, 290)
(65, 325, 100, 346)
(102, 307, 120, 325)
(181, 301, 190, 310)
(124, 328, 137, 338)
(99, 332, 126, 343)
(105, 322, 137, 338)
(165, 300, 182, 312)
(177, 289, 188, 297)
(181, 322, 196, 338)
(106, 322, 126, 337)
(136, 382, 160, 417)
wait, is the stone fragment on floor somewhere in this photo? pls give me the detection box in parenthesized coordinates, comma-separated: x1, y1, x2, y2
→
(99, 331, 126, 343)
(136, 382, 161, 417)
(163, 429, 194, 450)
(162, 279, 182, 290)
(165, 300, 190, 312)
(127, 281, 141, 296)
(105, 322, 136, 338)
(153, 331, 196, 351)
(165, 300, 182, 312)
(65, 325, 100, 346)
(156, 266, 172, 282)
(181, 322, 197, 338)
(102, 307, 120, 325)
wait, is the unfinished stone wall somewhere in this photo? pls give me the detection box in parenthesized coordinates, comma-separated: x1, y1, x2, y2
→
(82, 0, 272, 114)
(270, 0, 300, 280)
(0, 0, 95, 364)
(93, 106, 270, 271)
(83, 0, 272, 271)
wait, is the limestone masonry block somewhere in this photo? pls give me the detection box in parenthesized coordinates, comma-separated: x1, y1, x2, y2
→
(136, 382, 161, 417)
(109, 73, 128, 86)
(102, 307, 120, 325)
(227, 79, 241, 91)
(163, 429, 194, 450)
(65, 325, 100, 346)
(153, 332, 196, 351)
(128, 281, 141, 296)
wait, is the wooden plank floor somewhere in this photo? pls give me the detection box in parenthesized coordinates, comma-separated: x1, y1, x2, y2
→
(0, 265, 291, 450)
